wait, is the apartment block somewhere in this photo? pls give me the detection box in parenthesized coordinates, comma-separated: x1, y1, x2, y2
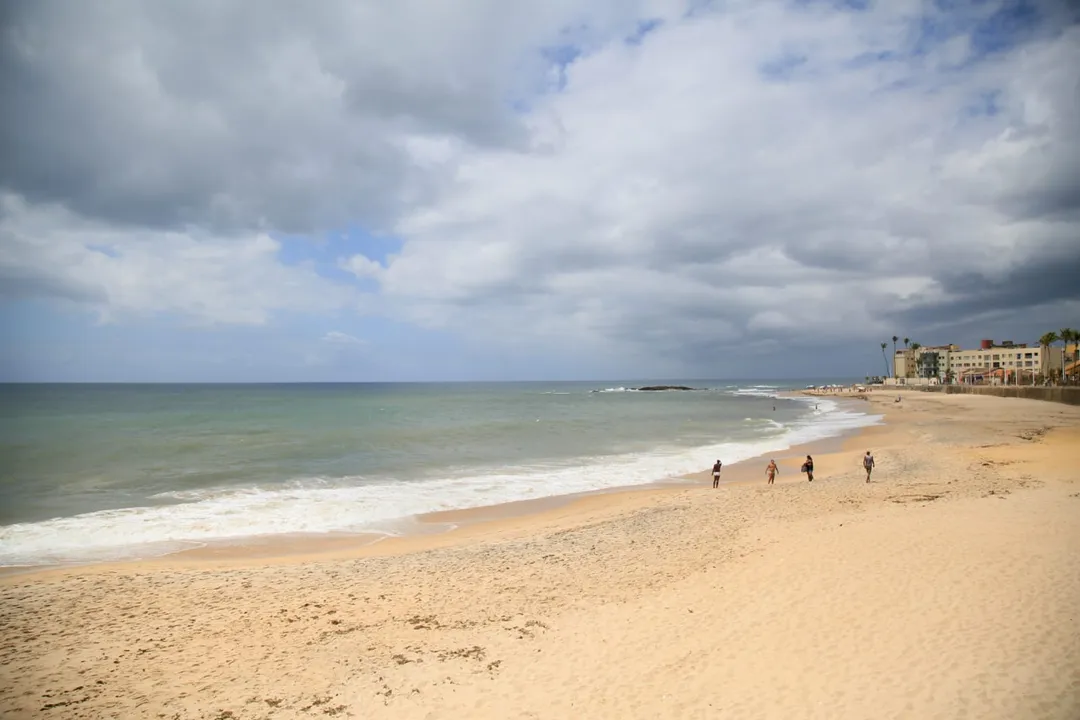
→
(893, 339, 1062, 381)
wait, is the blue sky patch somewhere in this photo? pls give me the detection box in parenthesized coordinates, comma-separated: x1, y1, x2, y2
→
(760, 52, 809, 81)
(626, 19, 663, 46)
(543, 43, 583, 69)
(962, 89, 1002, 117)
(969, 0, 1040, 56)
(86, 244, 120, 258)
(843, 49, 901, 70)
(542, 42, 584, 92)
(274, 226, 400, 285)
(788, 0, 871, 11)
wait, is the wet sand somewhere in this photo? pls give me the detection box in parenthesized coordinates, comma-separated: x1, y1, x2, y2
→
(1, 392, 1078, 719)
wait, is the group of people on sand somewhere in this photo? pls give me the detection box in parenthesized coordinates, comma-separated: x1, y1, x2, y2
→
(712, 451, 876, 487)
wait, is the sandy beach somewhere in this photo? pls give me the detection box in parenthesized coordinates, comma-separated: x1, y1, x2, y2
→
(2, 392, 1079, 719)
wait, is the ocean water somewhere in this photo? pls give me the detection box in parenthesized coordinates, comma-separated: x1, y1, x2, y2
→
(0, 380, 879, 566)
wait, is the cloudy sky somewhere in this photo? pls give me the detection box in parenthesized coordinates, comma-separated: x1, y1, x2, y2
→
(1, 0, 1078, 382)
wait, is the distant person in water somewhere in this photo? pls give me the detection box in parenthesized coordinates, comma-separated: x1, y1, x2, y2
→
(712, 460, 723, 488)
(863, 451, 875, 483)
(802, 455, 814, 482)
(766, 459, 778, 485)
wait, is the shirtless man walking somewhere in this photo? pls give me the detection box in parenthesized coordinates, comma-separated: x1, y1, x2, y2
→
(712, 459, 723, 488)
(766, 459, 778, 485)
(863, 451, 875, 483)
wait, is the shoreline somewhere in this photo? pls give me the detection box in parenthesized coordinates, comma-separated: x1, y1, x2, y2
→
(2, 391, 1078, 719)
(0, 395, 879, 578)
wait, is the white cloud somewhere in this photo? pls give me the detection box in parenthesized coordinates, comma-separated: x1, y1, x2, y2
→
(1, 0, 676, 232)
(0, 194, 357, 325)
(1, 1, 1078, 375)
(321, 330, 365, 345)
(340, 254, 386, 280)
(368, 5, 1080, 367)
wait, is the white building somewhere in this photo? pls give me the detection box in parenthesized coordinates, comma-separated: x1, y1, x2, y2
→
(893, 339, 1061, 383)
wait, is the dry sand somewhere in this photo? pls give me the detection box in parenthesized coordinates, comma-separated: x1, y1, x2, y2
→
(2, 392, 1079, 719)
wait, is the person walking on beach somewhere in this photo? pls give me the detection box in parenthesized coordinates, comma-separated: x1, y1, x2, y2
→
(766, 459, 778, 485)
(802, 455, 814, 482)
(712, 460, 723, 488)
(863, 451, 875, 483)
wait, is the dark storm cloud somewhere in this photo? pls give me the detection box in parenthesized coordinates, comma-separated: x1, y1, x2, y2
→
(1002, 164, 1080, 223)
(899, 251, 1080, 327)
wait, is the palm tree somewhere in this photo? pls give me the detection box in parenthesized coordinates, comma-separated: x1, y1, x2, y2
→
(1072, 328, 1080, 379)
(1039, 332, 1059, 382)
(910, 342, 922, 377)
(904, 337, 910, 349)
(1061, 328, 1078, 382)
(880, 342, 890, 378)
(891, 336, 899, 377)
(1060, 328, 1072, 382)
(911, 343, 928, 377)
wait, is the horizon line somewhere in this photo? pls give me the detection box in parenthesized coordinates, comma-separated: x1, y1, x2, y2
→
(0, 376, 865, 386)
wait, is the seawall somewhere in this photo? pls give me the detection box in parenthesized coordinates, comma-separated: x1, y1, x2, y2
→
(904, 385, 1080, 406)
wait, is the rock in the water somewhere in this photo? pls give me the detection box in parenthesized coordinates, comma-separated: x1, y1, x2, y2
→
(635, 385, 697, 391)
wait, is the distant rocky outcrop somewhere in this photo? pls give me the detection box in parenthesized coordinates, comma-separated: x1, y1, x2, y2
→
(635, 385, 697, 391)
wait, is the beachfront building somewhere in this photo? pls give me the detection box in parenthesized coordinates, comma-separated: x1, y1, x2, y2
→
(892, 339, 1062, 384)
(893, 344, 958, 380)
(1067, 342, 1080, 378)
(949, 339, 1060, 383)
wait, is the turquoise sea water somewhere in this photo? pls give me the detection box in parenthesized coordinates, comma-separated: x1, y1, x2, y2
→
(0, 380, 878, 566)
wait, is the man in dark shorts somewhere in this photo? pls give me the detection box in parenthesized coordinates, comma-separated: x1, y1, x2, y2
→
(712, 459, 723, 488)
(863, 451, 875, 483)
(802, 455, 814, 482)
